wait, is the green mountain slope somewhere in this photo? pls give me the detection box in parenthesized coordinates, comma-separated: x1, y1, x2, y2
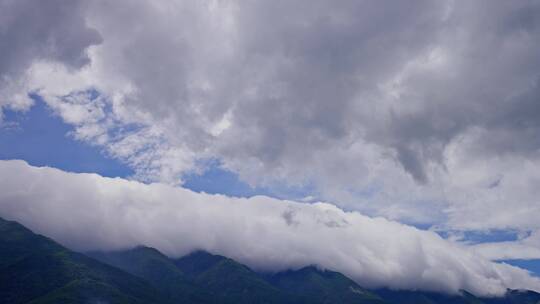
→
(89, 247, 213, 303)
(92, 248, 303, 304)
(374, 288, 485, 304)
(268, 266, 387, 303)
(480, 289, 540, 304)
(0, 217, 165, 304)
(374, 287, 540, 304)
(172, 251, 301, 303)
(86, 245, 540, 304)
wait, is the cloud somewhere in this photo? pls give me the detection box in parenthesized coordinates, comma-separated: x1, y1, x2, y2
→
(2, 0, 540, 239)
(0, 0, 101, 114)
(0, 159, 539, 296)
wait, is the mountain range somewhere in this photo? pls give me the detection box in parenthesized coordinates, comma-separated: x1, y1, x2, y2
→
(1, 216, 539, 304)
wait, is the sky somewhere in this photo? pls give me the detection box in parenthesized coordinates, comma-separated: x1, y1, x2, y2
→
(1, 0, 540, 297)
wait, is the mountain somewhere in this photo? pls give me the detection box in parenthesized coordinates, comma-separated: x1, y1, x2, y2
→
(94, 249, 303, 304)
(480, 289, 540, 304)
(267, 265, 386, 303)
(0, 217, 165, 304)
(174, 251, 294, 303)
(2, 216, 540, 304)
(82, 248, 540, 304)
(374, 288, 485, 304)
(89, 246, 211, 303)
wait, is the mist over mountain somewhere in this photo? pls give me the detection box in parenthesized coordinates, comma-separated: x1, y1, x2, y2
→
(1, 160, 539, 297)
(2, 216, 540, 304)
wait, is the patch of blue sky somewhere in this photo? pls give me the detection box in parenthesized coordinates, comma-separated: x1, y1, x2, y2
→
(1, 95, 317, 201)
(429, 227, 540, 277)
(0, 96, 132, 178)
(60, 87, 100, 100)
(182, 159, 318, 201)
(502, 260, 540, 277)
(435, 229, 523, 245)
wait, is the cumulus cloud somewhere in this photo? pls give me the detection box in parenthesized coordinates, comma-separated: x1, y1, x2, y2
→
(0, 160, 539, 296)
(0, 0, 101, 115)
(2, 0, 540, 250)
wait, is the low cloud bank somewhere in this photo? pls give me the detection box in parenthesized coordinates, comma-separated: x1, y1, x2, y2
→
(0, 160, 539, 296)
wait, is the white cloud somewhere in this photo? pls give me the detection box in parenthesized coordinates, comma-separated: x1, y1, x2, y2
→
(0, 0, 101, 116)
(1, 0, 540, 258)
(0, 160, 539, 296)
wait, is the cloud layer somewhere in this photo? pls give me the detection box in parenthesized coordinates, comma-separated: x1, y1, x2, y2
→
(2, 0, 540, 270)
(0, 160, 539, 296)
(1, 0, 540, 235)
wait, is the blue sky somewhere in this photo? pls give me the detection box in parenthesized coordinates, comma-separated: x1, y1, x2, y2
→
(0, 98, 132, 178)
(2, 97, 539, 277)
(504, 260, 540, 278)
(0, 97, 316, 200)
